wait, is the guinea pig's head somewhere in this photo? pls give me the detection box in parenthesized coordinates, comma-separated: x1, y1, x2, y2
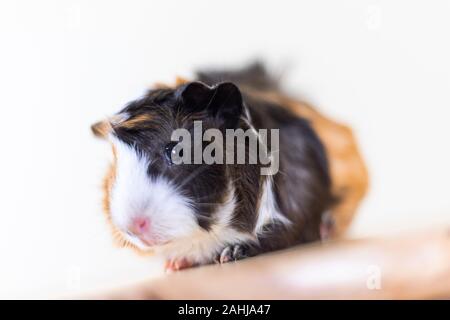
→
(91, 82, 245, 251)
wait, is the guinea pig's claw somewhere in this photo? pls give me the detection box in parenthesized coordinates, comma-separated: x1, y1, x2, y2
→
(219, 246, 232, 263)
(164, 257, 194, 273)
(216, 244, 247, 264)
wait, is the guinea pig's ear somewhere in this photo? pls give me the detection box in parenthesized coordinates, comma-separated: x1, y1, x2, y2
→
(179, 81, 243, 128)
(209, 82, 243, 128)
(91, 120, 111, 139)
(178, 81, 215, 113)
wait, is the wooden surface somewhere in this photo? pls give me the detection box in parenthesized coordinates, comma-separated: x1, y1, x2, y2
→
(94, 227, 450, 299)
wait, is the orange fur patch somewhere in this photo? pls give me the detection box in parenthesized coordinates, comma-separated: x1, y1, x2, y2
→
(119, 113, 153, 129)
(153, 75, 189, 89)
(91, 120, 111, 139)
(175, 76, 189, 86)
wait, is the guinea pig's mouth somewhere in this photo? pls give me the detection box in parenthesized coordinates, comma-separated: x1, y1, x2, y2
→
(141, 237, 170, 247)
(125, 231, 170, 249)
(123, 231, 164, 250)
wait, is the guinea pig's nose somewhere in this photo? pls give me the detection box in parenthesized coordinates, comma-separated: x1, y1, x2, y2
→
(129, 216, 151, 235)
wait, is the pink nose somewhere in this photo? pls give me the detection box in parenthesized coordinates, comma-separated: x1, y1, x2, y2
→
(129, 216, 151, 235)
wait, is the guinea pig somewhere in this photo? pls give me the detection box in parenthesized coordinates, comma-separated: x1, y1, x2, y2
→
(91, 63, 368, 271)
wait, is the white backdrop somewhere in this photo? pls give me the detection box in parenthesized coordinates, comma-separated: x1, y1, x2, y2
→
(0, 0, 449, 298)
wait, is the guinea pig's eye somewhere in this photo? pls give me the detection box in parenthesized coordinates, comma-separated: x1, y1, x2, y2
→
(164, 142, 183, 165)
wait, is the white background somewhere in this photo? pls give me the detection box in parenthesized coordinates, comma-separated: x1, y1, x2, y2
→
(0, 0, 449, 298)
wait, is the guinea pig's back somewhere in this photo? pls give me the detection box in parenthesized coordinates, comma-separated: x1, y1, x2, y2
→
(196, 62, 369, 239)
(247, 94, 334, 243)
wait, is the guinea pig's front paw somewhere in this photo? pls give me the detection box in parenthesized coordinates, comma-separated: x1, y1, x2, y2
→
(164, 257, 196, 273)
(215, 244, 248, 264)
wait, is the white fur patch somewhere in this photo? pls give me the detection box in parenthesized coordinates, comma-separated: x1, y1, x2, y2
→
(254, 177, 290, 235)
(109, 136, 199, 250)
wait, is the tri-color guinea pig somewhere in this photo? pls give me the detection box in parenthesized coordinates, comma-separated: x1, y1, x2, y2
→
(91, 63, 369, 271)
